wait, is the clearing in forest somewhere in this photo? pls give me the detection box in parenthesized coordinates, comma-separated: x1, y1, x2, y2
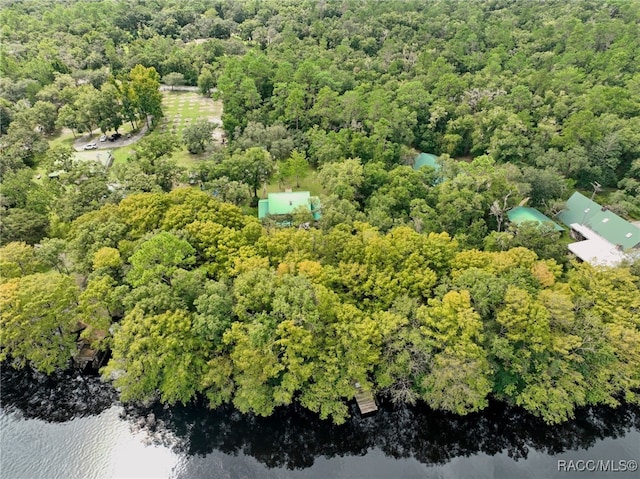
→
(112, 90, 223, 168)
(158, 90, 222, 139)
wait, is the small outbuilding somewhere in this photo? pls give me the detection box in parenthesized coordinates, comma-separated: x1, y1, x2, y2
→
(507, 206, 564, 231)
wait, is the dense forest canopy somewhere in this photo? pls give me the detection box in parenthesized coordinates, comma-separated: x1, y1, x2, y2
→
(1, 0, 639, 425)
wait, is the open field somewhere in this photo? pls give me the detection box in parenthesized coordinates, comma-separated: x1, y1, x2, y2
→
(159, 90, 222, 136)
(107, 90, 223, 170)
(264, 165, 324, 198)
(156, 90, 223, 168)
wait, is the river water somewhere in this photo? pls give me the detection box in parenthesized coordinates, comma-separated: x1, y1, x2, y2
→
(1, 367, 638, 479)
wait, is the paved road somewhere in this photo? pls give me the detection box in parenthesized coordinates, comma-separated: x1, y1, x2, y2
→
(73, 123, 149, 151)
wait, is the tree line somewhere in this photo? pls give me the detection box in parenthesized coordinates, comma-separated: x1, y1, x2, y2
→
(2, 0, 640, 216)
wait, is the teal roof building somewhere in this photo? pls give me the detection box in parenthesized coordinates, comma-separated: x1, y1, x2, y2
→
(413, 153, 440, 171)
(258, 191, 321, 221)
(507, 206, 564, 231)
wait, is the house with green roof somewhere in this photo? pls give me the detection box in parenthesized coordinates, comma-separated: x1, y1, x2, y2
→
(507, 206, 564, 231)
(413, 152, 444, 185)
(557, 192, 640, 266)
(258, 191, 321, 222)
(413, 153, 440, 171)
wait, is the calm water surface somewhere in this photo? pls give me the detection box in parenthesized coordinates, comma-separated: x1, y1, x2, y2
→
(1, 367, 638, 479)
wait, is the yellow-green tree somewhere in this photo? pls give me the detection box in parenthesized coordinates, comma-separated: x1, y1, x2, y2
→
(103, 308, 207, 404)
(0, 273, 79, 373)
(418, 291, 493, 414)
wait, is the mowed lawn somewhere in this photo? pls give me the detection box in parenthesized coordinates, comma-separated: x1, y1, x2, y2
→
(265, 165, 324, 198)
(157, 90, 222, 168)
(112, 90, 223, 169)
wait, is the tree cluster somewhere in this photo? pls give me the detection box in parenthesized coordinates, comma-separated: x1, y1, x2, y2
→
(1, 189, 639, 425)
(0, 63, 163, 179)
(2, 0, 640, 427)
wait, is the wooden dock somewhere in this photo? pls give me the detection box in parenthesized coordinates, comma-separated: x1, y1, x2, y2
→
(354, 383, 378, 415)
(72, 324, 108, 369)
(73, 339, 107, 369)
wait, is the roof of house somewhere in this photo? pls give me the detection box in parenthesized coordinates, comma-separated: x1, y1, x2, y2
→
(507, 206, 564, 231)
(258, 191, 321, 220)
(557, 192, 640, 250)
(258, 199, 269, 219)
(413, 153, 440, 171)
(567, 223, 633, 267)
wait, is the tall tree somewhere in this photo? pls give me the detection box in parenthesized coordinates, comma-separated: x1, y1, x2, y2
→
(0, 273, 79, 373)
(128, 64, 163, 128)
(104, 308, 208, 404)
(183, 119, 215, 154)
(225, 147, 275, 201)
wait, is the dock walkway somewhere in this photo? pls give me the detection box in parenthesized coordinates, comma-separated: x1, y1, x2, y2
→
(354, 383, 378, 415)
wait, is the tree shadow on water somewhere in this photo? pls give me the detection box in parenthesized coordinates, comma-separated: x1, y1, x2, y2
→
(1, 365, 637, 470)
(0, 365, 117, 422)
(121, 396, 640, 470)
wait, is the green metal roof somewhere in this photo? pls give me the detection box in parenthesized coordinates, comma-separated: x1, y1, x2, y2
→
(413, 153, 440, 171)
(258, 199, 269, 219)
(557, 192, 640, 250)
(507, 206, 564, 231)
(258, 191, 321, 220)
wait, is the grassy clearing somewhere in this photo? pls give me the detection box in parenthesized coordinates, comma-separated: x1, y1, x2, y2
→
(264, 165, 324, 198)
(48, 90, 222, 173)
(48, 130, 76, 149)
(152, 90, 223, 169)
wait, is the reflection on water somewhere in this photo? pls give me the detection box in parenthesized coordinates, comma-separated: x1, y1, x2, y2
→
(0, 365, 117, 422)
(121, 395, 639, 469)
(1, 366, 639, 479)
(1, 405, 181, 479)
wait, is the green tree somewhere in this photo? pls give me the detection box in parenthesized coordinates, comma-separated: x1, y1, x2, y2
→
(30, 100, 58, 135)
(0, 208, 49, 245)
(135, 133, 180, 161)
(0, 120, 49, 172)
(287, 149, 308, 188)
(193, 280, 234, 346)
(0, 273, 79, 373)
(205, 176, 250, 206)
(317, 158, 364, 202)
(128, 64, 163, 128)
(55, 104, 81, 137)
(96, 82, 123, 133)
(35, 238, 69, 274)
(0, 242, 43, 279)
(183, 119, 215, 154)
(225, 147, 275, 200)
(126, 232, 196, 288)
(198, 68, 215, 95)
(104, 308, 207, 404)
(418, 291, 493, 415)
(163, 72, 185, 90)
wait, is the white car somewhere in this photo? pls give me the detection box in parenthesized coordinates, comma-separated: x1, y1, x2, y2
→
(83, 142, 97, 150)
(99, 134, 107, 142)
